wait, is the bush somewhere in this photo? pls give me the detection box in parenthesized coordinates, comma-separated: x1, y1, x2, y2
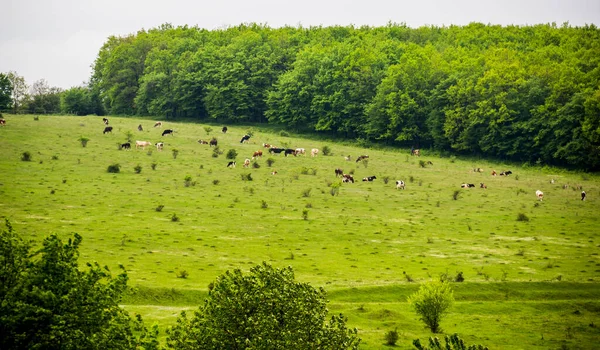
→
(452, 190, 460, 200)
(151, 162, 157, 170)
(413, 333, 488, 350)
(176, 270, 189, 279)
(279, 130, 290, 137)
(302, 209, 309, 220)
(241, 173, 253, 181)
(172, 149, 179, 159)
(166, 263, 361, 349)
(261, 200, 268, 209)
(107, 163, 121, 173)
(226, 149, 238, 160)
(266, 158, 275, 167)
(134, 165, 142, 174)
(184, 175, 195, 187)
(203, 126, 213, 135)
(385, 328, 399, 346)
(322, 145, 332, 156)
(252, 161, 260, 169)
(78, 136, 89, 147)
(302, 188, 312, 197)
(21, 151, 32, 162)
(155, 205, 164, 212)
(171, 213, 180, 222)
(212, 146, 220, 158)
(408, 282, 454, 333)
(517, 213, 529, 222)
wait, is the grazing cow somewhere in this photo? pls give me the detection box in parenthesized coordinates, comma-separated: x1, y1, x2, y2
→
(550, 179, 555, 184)
(240, 134, 251, 143)
(156, 142, 164, 151)
(563, 184, 569, 189)
(135, 141, 152, 149)
(263, 143, 273, 148)
(243, 158, 251, 168)
(284, 148, 296, 157)
(363, 176, 377, 182)
(461, 183, 476, 188)
(252, 150, 263, 159)
(491, 170, 497, 176)
(227, 161, 236, 168)
(335, 168, 344, 177)
(0, 119, 6, 126)
(102, 117, 109, 125)
(103, 126, 113, 134)
(311, 148, 319, 157)
(342, 174, 354, 183)
(198, 139, 209, 144)
(154, 121, 162, 128)
(120, 142, 131, 150)
(269, 147, 284, 155)
(581, 191, 586, 201)
(411, 149, 420, 157)
(344, 155, 351, 161)
(162, 129, 174, 137)
(536, 190, 544, 201)
(396, 180, 405, 190)
(480, 183, 487, 189)
(271, 171, 278, 175)
(222, 126, 228, 133)
(295, 148, 305, 156)
(500, 170, 512, 176)
(138, 124, 143, 131)
(473, 167, 483, 173)
(356, 155, 369, 163)
(209, 138, 217, 147)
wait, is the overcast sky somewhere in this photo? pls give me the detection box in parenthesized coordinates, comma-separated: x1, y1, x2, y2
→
(2, 0, 599, 90)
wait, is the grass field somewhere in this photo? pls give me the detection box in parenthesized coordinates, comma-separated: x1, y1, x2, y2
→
(1, 114, 599, 349)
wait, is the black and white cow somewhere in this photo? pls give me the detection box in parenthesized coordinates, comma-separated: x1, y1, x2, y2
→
(363, 176, 377, 182)
(240, 134, 251, 143)
(162, 129, 174, 137)
(103, 126, 113, 134)
(227, 161, 236, 168)
(396, 180, 405, 189)
(120, 142, 131, 150)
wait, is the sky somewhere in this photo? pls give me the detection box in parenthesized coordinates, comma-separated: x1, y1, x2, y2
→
(2, 0, 599, 90)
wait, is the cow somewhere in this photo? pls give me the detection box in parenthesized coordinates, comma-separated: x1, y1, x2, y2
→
(263, 143, 273, 148)
(536, 190, 544, 201)
(461, 183, 476, 188)
(271, 171, 278, 175)
(0, 119, 6, 126)
(550, 179, 555, 184)
(491, 170, 497, 176)
(156, 142, 164, 151)
(138, 124, 143, 131)
(222, 126, 228, 133)
(154, 121, 162, 128)
(342, 174, 354, 183)
(344, 155, 351, 161)
(120, 142, 131, 150)
(209, 138, 218, 147)
(102, 117, 109, 125)
(473, 167, 483, 173)
(396, 180, 405, 190)
(411, 148, 420, 157)
(269, 147, 284, 155)
(135, 141, 152, 149)
(243, 158, 251, 168)
(581, 191, 586, 201)
(311, 148, 319, 157)
(363, 176, 377, 182)
(162, 129, 174, 137)
(335, 168, 344, 177)
(295, 148, 305, 156)
(252, 150, 263, 159)
(240, 134, 251, 143)
(103, 126, 113, 134)
(284, 148, 297, 157)
(500, 170, 512, 176)
(480, 183, 487, 189)
(198, 139, 209, 144)
(227, 161, 236, 168)
(356, 155, 369, 163)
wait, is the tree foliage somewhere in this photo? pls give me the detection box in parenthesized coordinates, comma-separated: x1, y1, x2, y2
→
(88, 23, 600, 169)
(408, 281, 455, 333)
(0, 72, 12, 111)
(166, 262, 361, 349)
(0, 220, 157, 349)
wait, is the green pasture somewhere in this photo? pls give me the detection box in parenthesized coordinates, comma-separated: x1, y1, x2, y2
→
(1, 115, 599, 349)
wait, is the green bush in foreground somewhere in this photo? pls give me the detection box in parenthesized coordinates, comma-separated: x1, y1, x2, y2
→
(0, 220, 158, 349)
(408, 281, 454, 333)
(413, 333, 488, 350)
(167, 262, 361, 349)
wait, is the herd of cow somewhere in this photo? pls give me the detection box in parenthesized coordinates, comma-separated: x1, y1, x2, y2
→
(100, 118, 588, 201)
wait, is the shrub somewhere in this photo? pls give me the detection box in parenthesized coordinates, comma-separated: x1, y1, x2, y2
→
(252, 161, 260, 169)
(151, 162, 157, 170)
(330, 182, 341, 196)
(279, 130, 290, 137)
(134, 165, 142, 174)
(302, 209, 309, 220)
(107, 163, 121, 173)
(176, 270, 189, 279)
(172, 149, 179, 159)
(51, 155, 59, 160)
(212, 146, 220, 158)
(171, 213, 180, 222)
(382, 176, 390, 184)
(419, 160, 426, 168)
(155, 205, 164, 212)
(385, 328, 399, 346)
(213, 179, 220, 185)
(266, 158, 275, 167)
(302, 188, 312, 197)
(408, 281, 454, 333)
(452, 190, 460, 200)
(413, 333, 488, 350)
(261, 200, 268, 209)
(166, 263, 360, 349)
(322, 145, 332, 156)
(184, 175, 194, 187)
(78, 136, 89, 147)
(517, 213, 529, 222)
(241, 173, 253, 181)
(226, 149, 238, 160)
(21, 151, 32, 162)
(204, 126, 213, 135)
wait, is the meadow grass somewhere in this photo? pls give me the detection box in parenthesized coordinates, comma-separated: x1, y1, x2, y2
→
(1, 114, 599, 349)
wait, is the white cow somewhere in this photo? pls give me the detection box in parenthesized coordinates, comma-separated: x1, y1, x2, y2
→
(156, 142, 164, 151)
(135, 141, 152, 150)
(396, 180, 405, 190)
(536, 190, 544, 201)
(243, 158, 251, 168)
(311, 148, 319, 157)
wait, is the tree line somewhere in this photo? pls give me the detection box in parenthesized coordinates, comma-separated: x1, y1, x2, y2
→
(2, 22, 599, 169)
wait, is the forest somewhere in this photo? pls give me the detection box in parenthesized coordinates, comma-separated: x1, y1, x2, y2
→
(3, 22, 599, 169)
